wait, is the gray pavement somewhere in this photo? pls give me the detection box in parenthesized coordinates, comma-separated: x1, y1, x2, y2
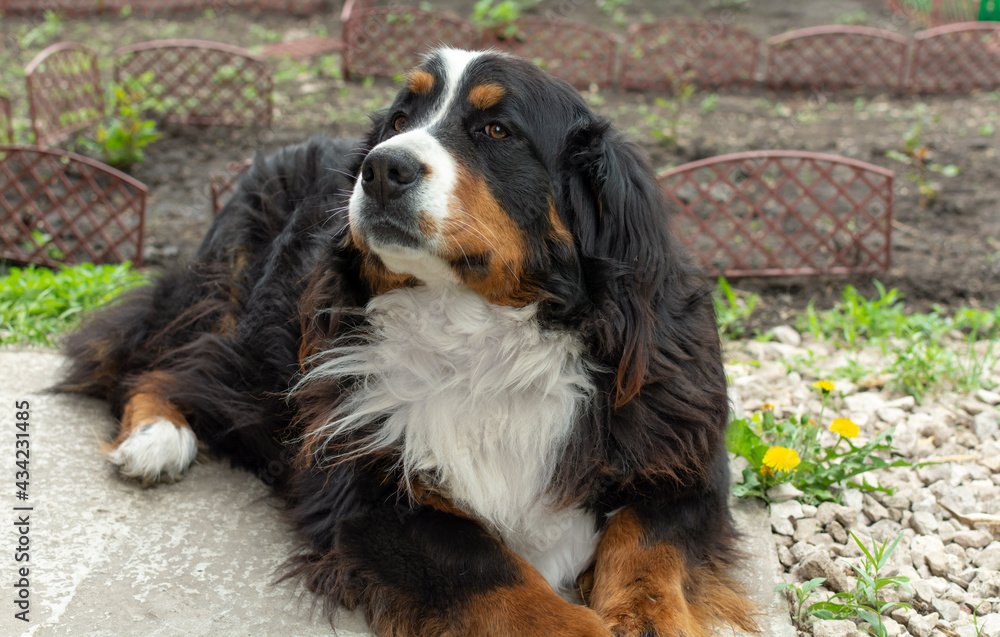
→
(0, 348, 793, 637)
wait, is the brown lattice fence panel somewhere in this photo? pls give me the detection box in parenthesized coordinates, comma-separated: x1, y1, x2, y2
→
(114, 40, 273, 128)
(480, 18, 619, 89)
(0, 0, 324, 16)
(343, 7, 480, 79)
(885, 0, 980, 26)
(658, 151, 894, 278)
(909, 23, 1000, 92)
(210, 158, 253, 215)
(766, 26, 910, 91)
(25, 42, 104, 147)
(620, 19, 759, 91)
(0, 97, 12, 145)
(0, 145, 146, 267)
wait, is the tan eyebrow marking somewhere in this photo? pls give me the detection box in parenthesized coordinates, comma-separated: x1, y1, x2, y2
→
(468, 83, 506, 110)
(407, 70, 435, 95)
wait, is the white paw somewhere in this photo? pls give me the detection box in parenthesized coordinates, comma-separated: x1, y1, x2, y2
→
(108, 420, 198, 485)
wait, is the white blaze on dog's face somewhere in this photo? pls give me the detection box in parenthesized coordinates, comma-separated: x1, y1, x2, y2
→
(347, 48, 582, 307)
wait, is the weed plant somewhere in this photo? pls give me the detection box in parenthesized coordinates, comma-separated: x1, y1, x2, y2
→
(779, 532, 912, 636)
(797, 281, 999, 399)
(727, 382, 911, 503)
(78, 71, 164, 171)
(884, 105, 961, 207)
(713, 277, 759, 339)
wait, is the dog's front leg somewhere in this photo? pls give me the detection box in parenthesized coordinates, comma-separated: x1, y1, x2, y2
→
(325, 502, 610, 637)
(586, 457, 759, 636)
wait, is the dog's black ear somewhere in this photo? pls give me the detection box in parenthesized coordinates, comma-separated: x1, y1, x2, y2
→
(561, 118, 679, 408)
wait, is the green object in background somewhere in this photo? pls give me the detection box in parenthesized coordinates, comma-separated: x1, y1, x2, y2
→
(981, 0, 1000, 20)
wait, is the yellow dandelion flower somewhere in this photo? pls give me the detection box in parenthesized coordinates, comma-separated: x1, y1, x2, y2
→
(813, 380, 835, 393)
(762, 446, 801, 472)
(760, 466, 773, 477)
(761, 403, 775, 412)
(830, 418, 860, 439)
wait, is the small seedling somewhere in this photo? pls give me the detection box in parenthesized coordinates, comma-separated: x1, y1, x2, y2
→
(20, 10, 64, 49)
(78, 71, 164, 172)
(471, 0, 539, 27)
(776, 577, 828, 629)
(713, 276, 759, 339)
(884, 108, 961, 208)
(646, 74, 697, 149)
(810, 531, 912, 637)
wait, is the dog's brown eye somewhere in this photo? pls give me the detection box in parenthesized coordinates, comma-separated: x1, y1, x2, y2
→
(393, 115, 408, 132)
(486, 123, 508, 140)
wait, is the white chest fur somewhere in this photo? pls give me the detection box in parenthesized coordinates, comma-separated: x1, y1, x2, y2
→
(302, 284, 599, 593)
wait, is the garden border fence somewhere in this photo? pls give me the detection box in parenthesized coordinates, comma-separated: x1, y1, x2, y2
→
(25, 42, 104, 147)
(0, 145, 146, 268)
(658, 151, 894, 278)
(113, 39, 274, 128)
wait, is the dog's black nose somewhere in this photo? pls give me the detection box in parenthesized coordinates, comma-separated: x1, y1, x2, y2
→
(361, 150, 423, 206)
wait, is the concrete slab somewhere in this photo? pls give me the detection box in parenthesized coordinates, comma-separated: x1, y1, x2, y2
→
(0, 348, 793, 637)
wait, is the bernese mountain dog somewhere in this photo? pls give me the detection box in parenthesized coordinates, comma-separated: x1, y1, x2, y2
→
(60, 49, 759, 636)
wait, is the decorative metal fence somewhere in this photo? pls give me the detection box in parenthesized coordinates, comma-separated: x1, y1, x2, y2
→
(659, 151, 894, 278)
(480, 18, 620, 89)
(766, 26, 910, 91)
(0, 145, 146, 267)
(113, 40, 273, 128)
(909, 22, 1000, 92)
(342, 7, 481, 79)
(0, 0, 325, 16)
(620, 19, 758, 91)
(884, 0, 981, 26)
(0, 97, 12, 145)
(25, 43, 104, 147)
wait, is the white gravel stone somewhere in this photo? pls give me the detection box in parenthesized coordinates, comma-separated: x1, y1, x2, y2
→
(975, 545, 1000, 570)
(841, 489, 865, 514)
(977, 389, 1000, 405)
(812, 619, 858, 637)
(980, 614, 1000, 637)
(887, 396, 918, 410)
(765, 482, 804, 502)
(908, 612, 940, 637)
(974, 410, 1000, 440)
(864, 494, 890, 522)
(795, 551, 851, 593)
(878, 406, 908, 425)
(794, 517, 820, 542)
(770, 325, 802, 346)
(932, 598, 962, 622)
(911, 511, 939, 535)
(953, 529, 993, 549)
(912, 579, 936, 603)
(961, 399, 991, 415)
(880, 616, 904, 637)
(771, 499, 804, 519)
(846, 392, 887, 413)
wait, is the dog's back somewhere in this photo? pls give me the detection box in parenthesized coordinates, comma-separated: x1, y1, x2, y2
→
(59, 136, 358, 483)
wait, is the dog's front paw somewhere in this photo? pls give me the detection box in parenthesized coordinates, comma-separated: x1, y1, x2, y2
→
(599, 592, 701, 637)
(108, 419, 198, 486)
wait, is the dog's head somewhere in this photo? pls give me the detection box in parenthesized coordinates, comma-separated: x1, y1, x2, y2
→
(343, 48, 683, 406)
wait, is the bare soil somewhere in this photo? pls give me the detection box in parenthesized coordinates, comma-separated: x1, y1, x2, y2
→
(1, 0, 998, 323)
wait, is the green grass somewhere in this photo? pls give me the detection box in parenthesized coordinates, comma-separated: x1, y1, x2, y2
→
(714, 276, 759, 339)
(796, 281, 999, 399)
(0, 263, 147, 347)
